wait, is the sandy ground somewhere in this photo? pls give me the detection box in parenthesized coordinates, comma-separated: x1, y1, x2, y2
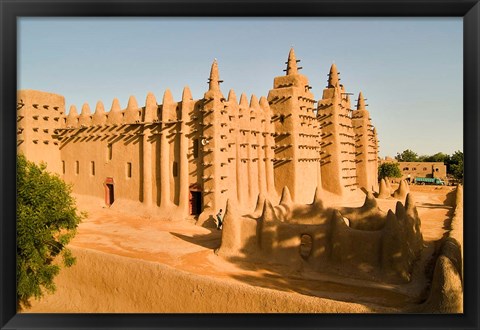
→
(25, 185, 458, 313)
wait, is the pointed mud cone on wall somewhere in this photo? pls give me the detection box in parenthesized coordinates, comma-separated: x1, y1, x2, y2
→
(107, 98, 123, 125)
(124, 95, 139, 123)
(421, 255, 463, 313)
(249, 94, 261, 111)
(239, 93, 249, 109)
(227, 89, 237, 103)
(162, 89, 177, 123)
(144, 92, 158, 122)
(385, 179, 394, 194)
(405, 193, 424, 256)
(216, 199, 241, 257)
(259, 96, 271, 114)
(279, 186, 293, 206)
(78, 103, 92, 127)
(311, 186, 325, 210)
(362, 191, 378, 210)
(259, 199, 278, 253)
(377, 179, 390, 198)
(182, 85, 193, 101)
(381, 210, 410, 283)
(92, 101, 107, 126)
(395, 199, 417, 266)
(66, 105, 79, 128)
(260, 199, 278, 222)
(393, 180, 410, 200)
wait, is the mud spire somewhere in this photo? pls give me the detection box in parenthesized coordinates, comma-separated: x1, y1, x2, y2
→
(94, 101, 105, 114)
(92, 101, 107, 125)
(259, 96, 270, 112)
(145, 92, 157, 111)
(78, 103, 92, 127)
(126, 95, 139, 111)
(279, 186, 293, 205)
(68, 105, 78, 117)
(227, 89, 237, 103)
(124, 95, 139, 122)
(286, 47, 298, 75)
(328, 63, 339, 88)
(162, 89, 174, 106)
(250, 94, 260, 110)
(357, 92, 366, 110)
(66, 105, 79, 127)
(80, 103, 91, 116)
(107, 98, 123, 125)
(144, 92, 157, 122)
(208, 59, 222, 91)
(182, 86, 193, 102)
(110, 98, 121, 112)
(239, 93, 249, 109)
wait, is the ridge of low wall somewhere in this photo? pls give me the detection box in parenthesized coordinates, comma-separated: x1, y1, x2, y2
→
(419, 185, 463, 313)
(26, 246, 393, 313)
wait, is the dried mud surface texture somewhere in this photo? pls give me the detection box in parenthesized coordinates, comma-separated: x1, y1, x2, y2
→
(24, 185, 460, 313)
(26, 247, 388, 313)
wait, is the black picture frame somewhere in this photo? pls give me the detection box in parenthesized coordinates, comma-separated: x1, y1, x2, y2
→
(1, 1, 478, 329)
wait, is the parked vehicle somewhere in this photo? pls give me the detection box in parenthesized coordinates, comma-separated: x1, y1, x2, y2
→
(414, 177, 445, 185)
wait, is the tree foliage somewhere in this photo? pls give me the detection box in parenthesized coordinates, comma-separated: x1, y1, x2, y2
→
(419, 152, 449, 163)
(378, 162, 402, 180)
(16, 155, 84, 310)
(395, 149, 419, 162)
(448, 150, 464, 180)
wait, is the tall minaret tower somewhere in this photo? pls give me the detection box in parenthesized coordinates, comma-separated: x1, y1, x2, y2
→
(353, 92, 374, 191)
(267, 48, 319, 203)
(197, 60, 229, 225)
(317, 64, 357, 196)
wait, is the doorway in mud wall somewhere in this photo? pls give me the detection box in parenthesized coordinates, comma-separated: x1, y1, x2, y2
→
(104, 177, 115, 206)
(189, 191, 202, 216)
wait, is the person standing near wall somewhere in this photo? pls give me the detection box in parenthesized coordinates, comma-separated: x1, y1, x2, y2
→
(215, 209, 223, 230)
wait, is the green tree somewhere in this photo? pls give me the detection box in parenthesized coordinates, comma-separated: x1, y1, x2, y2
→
(395, 149, 419, 162)
(448, 150, 464, 180)
(422, 152, 450, 163)
(378, 162, 403, 180)
(16, 155, 84, 310)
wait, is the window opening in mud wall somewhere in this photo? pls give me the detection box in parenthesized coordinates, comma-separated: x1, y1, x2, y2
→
(299, 234, 313, 259)
(75, 161, 79, 175)
(91, 161, 95, 176)
(107, 144, 113, 161)
(62, 161, 65, 174)
(126, 162, 132, 178)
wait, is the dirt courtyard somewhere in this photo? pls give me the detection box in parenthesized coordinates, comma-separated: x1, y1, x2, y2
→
(26, 185, 458, 313)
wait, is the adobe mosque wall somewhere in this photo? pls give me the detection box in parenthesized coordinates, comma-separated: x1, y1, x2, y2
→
(17, 90, 64, 175)
(17, 48, 379, 224)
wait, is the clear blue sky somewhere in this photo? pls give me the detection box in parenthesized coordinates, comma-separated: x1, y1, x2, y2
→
(18, 17, 462, 158)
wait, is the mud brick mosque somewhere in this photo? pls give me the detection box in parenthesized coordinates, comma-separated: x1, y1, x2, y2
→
(17, 48, 379, 225)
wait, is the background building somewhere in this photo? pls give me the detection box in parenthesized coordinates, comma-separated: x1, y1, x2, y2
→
(379, 157, 447, 183)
